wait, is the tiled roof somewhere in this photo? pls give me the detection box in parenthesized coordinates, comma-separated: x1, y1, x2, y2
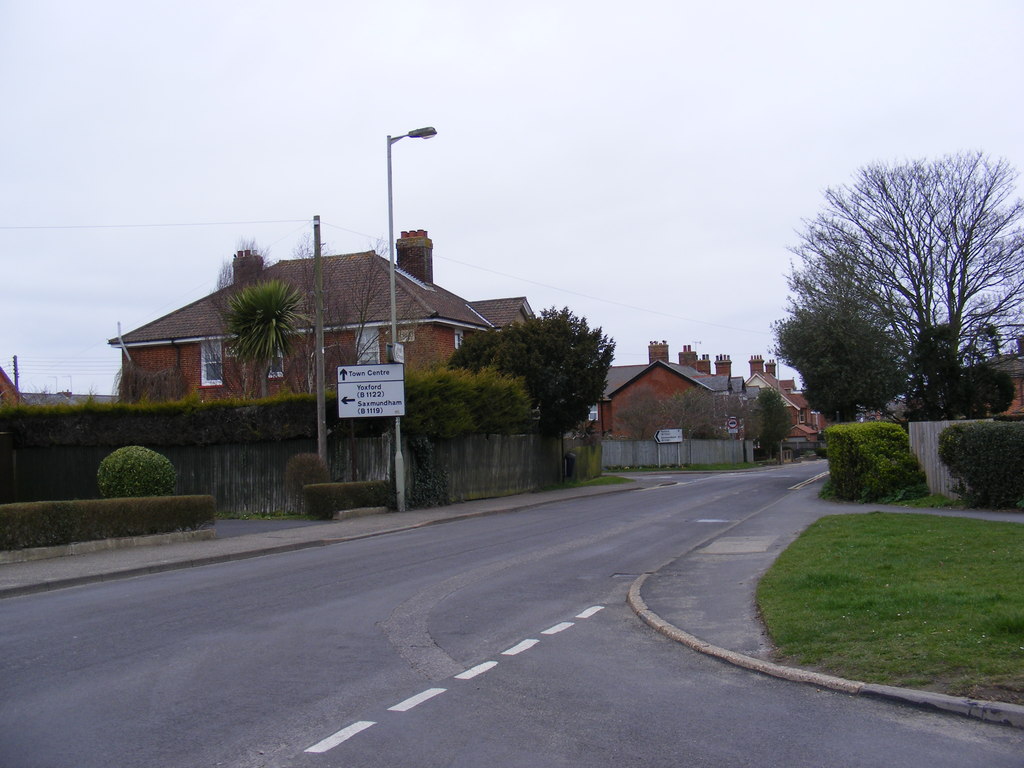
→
(469, 297, 533, 327)
(113, 251, 517, 345)
(603, 360, 729, 399)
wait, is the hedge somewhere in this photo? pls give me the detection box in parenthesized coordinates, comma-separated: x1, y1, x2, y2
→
(938, 421, 1024, 509)
(0, 495, 215, 551)
(825, 422, 925, 502)
(303, 481, 390, 520)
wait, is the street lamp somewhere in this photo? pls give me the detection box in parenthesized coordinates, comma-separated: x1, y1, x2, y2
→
(387, 126, 436, 512)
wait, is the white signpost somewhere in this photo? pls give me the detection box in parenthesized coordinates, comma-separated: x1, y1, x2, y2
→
(654, 428, 683, 444)
(338, 363, 406, 418)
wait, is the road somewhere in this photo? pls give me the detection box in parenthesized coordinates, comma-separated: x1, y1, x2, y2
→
(1, 463, 1021, 767)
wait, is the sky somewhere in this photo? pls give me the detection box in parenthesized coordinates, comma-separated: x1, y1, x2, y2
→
(3, 1, 1023, 396)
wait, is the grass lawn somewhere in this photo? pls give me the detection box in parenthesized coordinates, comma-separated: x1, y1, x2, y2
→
(756, 512, 1024, 704)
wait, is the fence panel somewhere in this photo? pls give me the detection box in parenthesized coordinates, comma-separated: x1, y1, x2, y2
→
(908, 420, 986, 498)
(601, 439, 751, 468)
(430, 434, 562, 502)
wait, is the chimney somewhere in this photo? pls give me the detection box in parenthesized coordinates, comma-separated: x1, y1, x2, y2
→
(678, 344, 698, 368)
(765, 359, 777, 377)
(396, 229, 433, 284)
(695, 354, 712, 375)
(715, 354, 732, 378)
(749, 354, 764, 376)
(648, 340, 669, 364)
(232, 249, 263, 285)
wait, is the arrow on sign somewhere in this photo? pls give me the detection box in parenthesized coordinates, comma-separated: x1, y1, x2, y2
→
(340, 396, 356, 405)
(338, 369, 349, 381)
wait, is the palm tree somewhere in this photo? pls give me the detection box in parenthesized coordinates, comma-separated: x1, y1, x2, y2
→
(226, 279, 304, 397)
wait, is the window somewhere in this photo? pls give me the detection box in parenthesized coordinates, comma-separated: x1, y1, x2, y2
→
(587, 404, 599, 422)
(454, 330, 463, 349)
(201, 339, 223, 386)
(357, 328, 380, 364)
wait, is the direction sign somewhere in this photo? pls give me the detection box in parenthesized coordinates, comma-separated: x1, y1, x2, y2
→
(655, 428, 683, 444)
(337, 363, 406, 418)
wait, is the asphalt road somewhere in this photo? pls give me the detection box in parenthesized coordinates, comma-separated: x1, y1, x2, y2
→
(2, 464, 1021, 767)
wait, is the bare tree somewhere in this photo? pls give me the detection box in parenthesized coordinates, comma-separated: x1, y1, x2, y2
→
(791, 152, 1024, 361)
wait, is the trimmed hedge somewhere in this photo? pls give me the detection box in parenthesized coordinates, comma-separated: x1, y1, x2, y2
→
(403, 367, 532, 439)
(303, 481, 390, 520)
(939, 421, 1024, 509)
(825, 422, 925, 502)
(0, 393, 320, 447)
(0, 495, 215, 551)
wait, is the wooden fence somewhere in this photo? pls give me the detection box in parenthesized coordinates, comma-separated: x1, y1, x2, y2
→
(7, 433, 590, 514)
(908, 419, 988, 498)
(601, 438, 753, 468)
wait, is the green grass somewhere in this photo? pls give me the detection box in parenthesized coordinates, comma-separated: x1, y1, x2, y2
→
(757, 512, 1024, 704)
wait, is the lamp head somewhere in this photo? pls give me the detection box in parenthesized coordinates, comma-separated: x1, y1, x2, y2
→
(407, 126, 437, 139)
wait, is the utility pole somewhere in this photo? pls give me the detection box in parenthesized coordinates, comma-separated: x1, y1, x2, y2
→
(314, 215, 327, 467)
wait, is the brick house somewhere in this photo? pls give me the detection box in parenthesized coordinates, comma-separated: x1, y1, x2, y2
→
(110, 230, 533, 400)
(595, 341, 747, 437)
(0, 366, 19, 406)
(992, 337, 1024, 417)
(744, 355, 826, 447)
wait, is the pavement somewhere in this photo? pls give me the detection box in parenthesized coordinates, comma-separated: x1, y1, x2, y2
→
(2, 474, 1023, 730)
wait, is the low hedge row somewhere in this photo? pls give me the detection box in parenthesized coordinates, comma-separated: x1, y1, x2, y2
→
(939, 421, 1024, 508)
(0, 495, 215, 551)
(825, 422, 925, 502)
(303, 481, 390, 520)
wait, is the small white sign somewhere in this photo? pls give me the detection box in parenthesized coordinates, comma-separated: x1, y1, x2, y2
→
(338, 364, 406, 418)
(655, 428, 683, 444)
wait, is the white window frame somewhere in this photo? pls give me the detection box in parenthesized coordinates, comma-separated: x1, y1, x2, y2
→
(357, 327, 380, 364)
(201, 339, 223, 386)
(454, 330, 463, 349)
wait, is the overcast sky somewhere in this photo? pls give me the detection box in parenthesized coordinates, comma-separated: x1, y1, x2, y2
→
(3, 1, 1023, 396)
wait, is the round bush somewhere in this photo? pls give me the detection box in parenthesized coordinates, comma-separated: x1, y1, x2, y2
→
(97, 446, 176, 498)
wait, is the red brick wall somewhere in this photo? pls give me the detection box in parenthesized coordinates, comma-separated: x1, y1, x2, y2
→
(603, 367, 699, 434)
(121, 322, 467, 400)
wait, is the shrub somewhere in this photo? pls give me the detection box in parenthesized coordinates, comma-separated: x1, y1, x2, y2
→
(284, 452, 330, 512)
(0, 496, 214, 550)
(939, 421, 1024, 508)
(825, 422, 925, 502)
(303, 481, 390, 520)
(404, 367, 532, 439)
(97, 446, 176, 498)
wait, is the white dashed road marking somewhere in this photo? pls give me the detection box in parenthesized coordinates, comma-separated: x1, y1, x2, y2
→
(501, 638, 540, 655)
(541, 621, 574, 635)
(305, 721, 376, 753)
(455, 661, 499, 680)
(304, 605, 606, 755)
(388, 687, 447, 712)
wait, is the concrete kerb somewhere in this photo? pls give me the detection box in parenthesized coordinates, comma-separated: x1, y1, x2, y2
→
(627, 571, 1024, 730)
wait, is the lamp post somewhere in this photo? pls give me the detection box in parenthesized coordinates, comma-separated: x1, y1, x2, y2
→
(387, 126, 436, 512)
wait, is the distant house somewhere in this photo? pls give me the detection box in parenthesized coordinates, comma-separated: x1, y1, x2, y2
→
(0, 367, 18, 406)
(744, 355, 826, 448)
(595, 341, 747, 437)
(992, 336, 1024, 417)
(110, 230, 533, 401)
(596, 342, 826, 448)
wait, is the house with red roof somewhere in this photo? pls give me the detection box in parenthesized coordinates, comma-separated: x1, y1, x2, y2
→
(109, 230, 533, 401)
(743, 355, 826, 448)
(596, 342, 826, 449)
(595, 341, 747, 437)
